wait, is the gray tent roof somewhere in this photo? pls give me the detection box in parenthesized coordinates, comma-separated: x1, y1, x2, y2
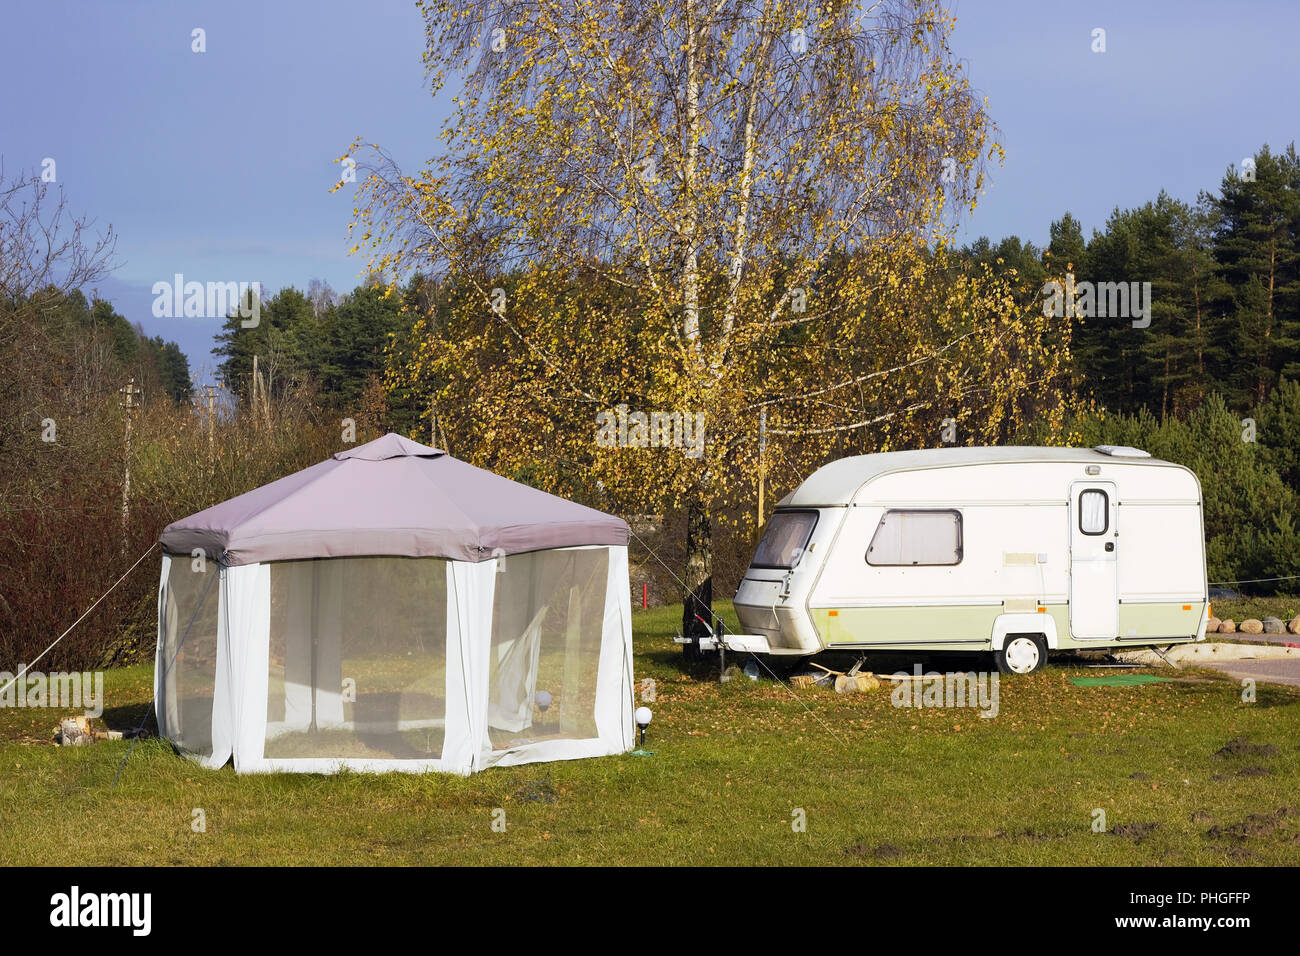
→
(160, 433, 627, 565)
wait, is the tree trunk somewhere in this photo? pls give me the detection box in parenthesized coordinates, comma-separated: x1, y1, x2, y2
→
(1260, 240, 1277, 404)
(1192, 268, 1204, 400)
(1161, 347, 1169, 424)
(680, 0, 710, 653)
(681, 490, 713, 651)
(681, 0, 702, 350)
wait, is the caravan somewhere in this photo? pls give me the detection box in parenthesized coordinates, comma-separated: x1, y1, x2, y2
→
(724, 446, 1210, 674)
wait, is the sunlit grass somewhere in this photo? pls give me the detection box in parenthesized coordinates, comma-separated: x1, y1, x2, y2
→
(1, 603, 1297, 865)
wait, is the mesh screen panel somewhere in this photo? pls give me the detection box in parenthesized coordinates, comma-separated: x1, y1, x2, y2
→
(487, 549, 608, 751)
(265, 557, 448, 760)
(159, 556, 220, 757)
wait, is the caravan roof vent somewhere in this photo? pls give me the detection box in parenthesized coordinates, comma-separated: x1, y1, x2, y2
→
(1092, 444, 1151, 458)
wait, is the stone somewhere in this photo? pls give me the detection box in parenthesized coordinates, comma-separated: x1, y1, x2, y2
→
(1262, 617, 1285, 635)
(1239, 619, 1264, 635)
(1219, 619, 1237, 633)
(1207, 617, 1222, 632)
(1289, 616, 1300, 635)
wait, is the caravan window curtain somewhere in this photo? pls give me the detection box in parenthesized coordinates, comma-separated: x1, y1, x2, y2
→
(752, 512, 818, 568)
(1079, 490, 1109, 535)
(866, 510, 963, 566)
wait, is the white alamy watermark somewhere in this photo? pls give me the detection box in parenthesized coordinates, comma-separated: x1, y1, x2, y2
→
(1041, 274, 1151, 328)
(889, 666, 999, 719)
(50, 886, 151, 936)
(0, 670, 104, 717)
(596, 404, 705, 458)
(152, 274, 261, 326)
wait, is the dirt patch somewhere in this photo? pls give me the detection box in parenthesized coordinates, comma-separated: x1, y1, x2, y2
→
(1214, 737, 1280, 759)
(1129, 772, 1151, 781)
(1206, 810, 1290, 841)
(1112, 822, 1159, 843)
(994, 827, 1067, 843)
(1189, 810, 1213, 824)
(512, 781, 558, 804)
(845, 843, 904, 860)
(1237, 765, 1273, 777)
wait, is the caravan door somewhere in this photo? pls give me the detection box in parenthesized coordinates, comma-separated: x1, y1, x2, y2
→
(1069, 480, 1119, 640)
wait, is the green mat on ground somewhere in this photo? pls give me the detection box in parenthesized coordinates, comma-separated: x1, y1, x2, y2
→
(1069, 674, 1174, 687)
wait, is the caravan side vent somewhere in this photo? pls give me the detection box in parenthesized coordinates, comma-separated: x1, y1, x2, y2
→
(1092, 444, 1151, 458)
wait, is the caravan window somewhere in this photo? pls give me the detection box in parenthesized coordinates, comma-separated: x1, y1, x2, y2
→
(1079, 489, 1109, 535)
(866, 509, 963, 566)
(752, 511, 818, 569)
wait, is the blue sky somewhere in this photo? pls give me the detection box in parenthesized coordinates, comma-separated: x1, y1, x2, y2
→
(2, 0, 1295, 381)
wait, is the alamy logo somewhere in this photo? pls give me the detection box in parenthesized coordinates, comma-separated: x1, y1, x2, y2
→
(0, 670, 103, 717)
(49, 886, 151, 936)
(596, 404, 705, 458)
(1041, 273, 1151, 328)
(152, 274, 261, 326)
(889, 666, 1000, 719)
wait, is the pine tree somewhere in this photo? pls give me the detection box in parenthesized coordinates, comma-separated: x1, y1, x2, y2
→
(1211, 143, 1300, 404)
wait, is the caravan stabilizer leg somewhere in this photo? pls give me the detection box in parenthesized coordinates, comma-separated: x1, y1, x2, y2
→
(1149, 645, 1181, 669)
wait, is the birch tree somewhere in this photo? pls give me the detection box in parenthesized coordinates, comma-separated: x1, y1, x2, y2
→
(346, 0, 1072, 641)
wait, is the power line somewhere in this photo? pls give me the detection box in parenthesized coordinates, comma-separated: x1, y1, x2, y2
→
(1209, 574, 1300, 587)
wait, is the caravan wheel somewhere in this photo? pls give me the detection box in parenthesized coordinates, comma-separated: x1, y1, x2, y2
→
(995, 635, 1046, 675)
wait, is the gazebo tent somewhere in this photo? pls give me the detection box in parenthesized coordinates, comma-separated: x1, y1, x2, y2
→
(155, 433, 634, 774)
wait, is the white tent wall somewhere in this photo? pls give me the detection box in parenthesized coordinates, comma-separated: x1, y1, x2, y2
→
(158, 545, 634, 774)
(226, 562, 270, 772)
(154, 554, 176, 746)
(445, 558, 496, 774)
(601, 546, 635, 752)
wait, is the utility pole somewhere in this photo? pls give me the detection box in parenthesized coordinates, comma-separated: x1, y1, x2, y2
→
(757, 405, 767, 530)
(118, 377, 142, 554)
(252, 354, 261, 429)
(430, 405, 448, 452)
(250, 355, 271, 428)
(205, 384, 216, 460)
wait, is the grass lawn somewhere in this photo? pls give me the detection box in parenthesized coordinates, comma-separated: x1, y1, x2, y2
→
(2, 602, 1298, 866)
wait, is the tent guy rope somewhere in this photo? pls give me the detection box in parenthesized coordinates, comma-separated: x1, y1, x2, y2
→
(0, 542, 157, 701)
(626, 525, 846, 747)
